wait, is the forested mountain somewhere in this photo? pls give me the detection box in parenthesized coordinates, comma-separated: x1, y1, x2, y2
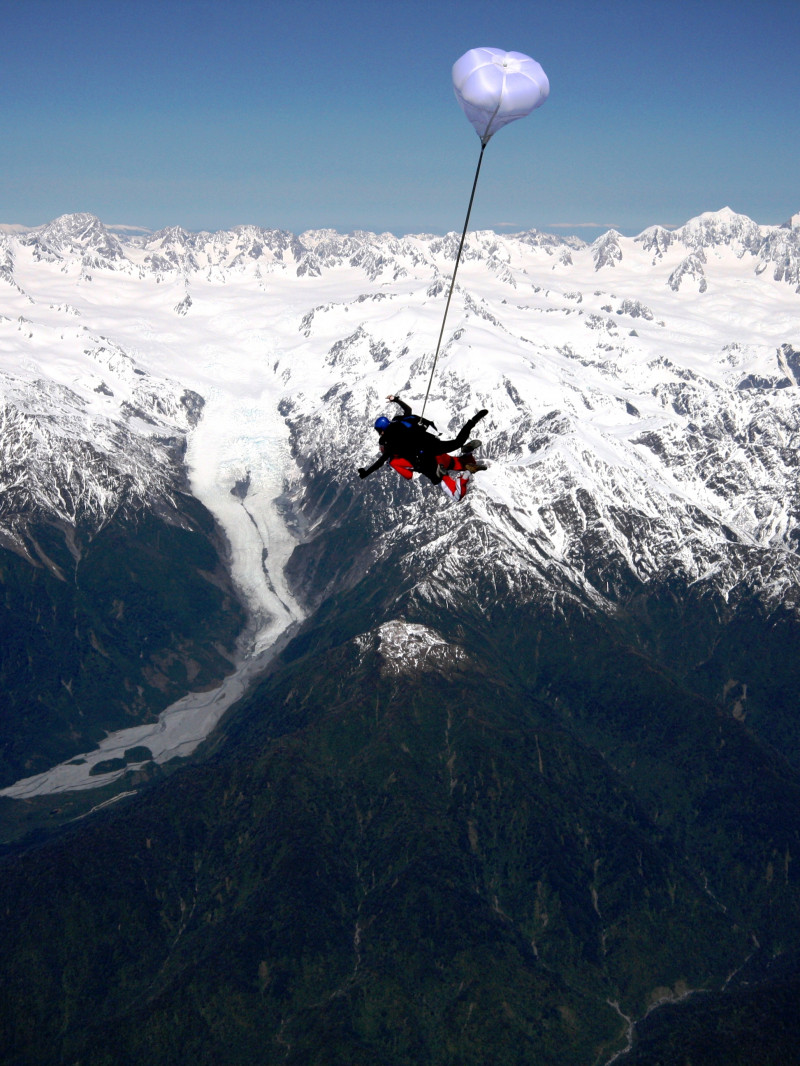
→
(1, 209, 799, 1064)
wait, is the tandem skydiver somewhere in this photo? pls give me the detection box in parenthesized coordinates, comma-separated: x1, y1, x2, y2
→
(357, 394, 488, 495)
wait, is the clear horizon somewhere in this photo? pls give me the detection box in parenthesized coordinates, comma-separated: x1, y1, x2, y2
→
(1, 0, 798, 241)
(2, 206, 795, 247)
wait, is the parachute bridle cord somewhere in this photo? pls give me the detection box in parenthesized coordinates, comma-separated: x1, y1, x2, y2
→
(420, 141, 487, 420)
(419, 46, 548, 418)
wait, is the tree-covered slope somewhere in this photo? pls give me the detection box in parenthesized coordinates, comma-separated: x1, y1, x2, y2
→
(0, 497, 246, 788)
(1, 566, 798, 1064)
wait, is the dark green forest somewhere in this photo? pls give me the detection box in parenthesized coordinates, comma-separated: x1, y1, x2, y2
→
(2, 514, 800, 1065)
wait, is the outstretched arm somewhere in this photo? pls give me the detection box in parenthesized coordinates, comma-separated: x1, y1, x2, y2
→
(358, 452, 389, 479)
(388, 393, 437, 431)
(387, 393, 412, 416)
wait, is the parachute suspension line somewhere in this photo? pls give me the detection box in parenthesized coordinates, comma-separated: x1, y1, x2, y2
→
(420, 141, 487, 419)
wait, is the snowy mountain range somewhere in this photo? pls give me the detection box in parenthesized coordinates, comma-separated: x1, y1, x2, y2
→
(2, 207, 800, 1065)
(1, 206, 800, 798)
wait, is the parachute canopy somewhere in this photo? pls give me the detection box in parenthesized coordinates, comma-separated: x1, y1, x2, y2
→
(452, 47, 549, 145)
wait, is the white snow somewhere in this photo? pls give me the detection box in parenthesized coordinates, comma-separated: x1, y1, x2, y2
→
(369, 620, 470, 676)
(1, 209, 799, 796)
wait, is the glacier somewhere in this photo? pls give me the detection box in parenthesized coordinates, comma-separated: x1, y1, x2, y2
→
(1, 207, 799, 798)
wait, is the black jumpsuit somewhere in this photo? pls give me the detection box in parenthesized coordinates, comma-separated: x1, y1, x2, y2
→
(359, 397, 486, 483)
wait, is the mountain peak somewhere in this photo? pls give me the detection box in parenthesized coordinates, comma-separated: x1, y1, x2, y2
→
(21, 212, 126, 264)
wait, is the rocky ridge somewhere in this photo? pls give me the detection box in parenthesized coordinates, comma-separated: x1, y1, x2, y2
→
(1, 207, 800, 780)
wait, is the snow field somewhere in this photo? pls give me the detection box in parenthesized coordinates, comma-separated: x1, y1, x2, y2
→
(0, 209, 799, 796)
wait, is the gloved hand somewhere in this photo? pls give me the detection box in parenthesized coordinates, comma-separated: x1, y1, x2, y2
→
(358, 468, 369, 479)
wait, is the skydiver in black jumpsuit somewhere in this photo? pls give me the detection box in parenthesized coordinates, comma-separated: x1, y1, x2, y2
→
(358, 395, 488, 484)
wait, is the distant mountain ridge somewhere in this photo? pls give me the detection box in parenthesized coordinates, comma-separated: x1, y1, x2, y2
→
(4, 205, 800, 287)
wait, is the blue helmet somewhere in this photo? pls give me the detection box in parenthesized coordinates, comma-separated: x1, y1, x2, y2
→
(374, 416, 391, 431)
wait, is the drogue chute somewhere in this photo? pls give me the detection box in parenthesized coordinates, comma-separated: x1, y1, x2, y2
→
(452, 47, 549, 145)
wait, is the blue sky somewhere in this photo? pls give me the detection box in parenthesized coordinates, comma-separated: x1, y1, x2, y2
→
(1, 0, 798, 239)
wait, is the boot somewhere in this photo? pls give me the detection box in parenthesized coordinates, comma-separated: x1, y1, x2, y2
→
(463, 458, 489, 473)
(460, 439, 482, 454)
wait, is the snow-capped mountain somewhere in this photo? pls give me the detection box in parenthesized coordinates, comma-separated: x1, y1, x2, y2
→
(1, 207, 799, 798)
(3, 208, 800, 1066)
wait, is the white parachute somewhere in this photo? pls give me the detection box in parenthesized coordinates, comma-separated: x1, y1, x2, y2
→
(452, 47, 549, 145)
